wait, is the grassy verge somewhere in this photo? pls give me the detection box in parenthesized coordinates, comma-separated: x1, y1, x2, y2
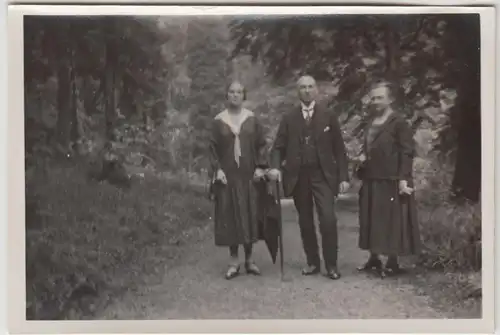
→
(413, 157, 481, 272)
(405, 268, 482, 318)
(409, 156, 482, 317)
(26, 164, 213, 320)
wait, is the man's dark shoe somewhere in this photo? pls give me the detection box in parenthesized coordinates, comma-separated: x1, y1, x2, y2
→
(325, 267, 341, 280)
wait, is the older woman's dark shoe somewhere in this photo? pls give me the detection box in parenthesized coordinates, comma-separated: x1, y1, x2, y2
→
(225, 264, 240, 280)
(381, 263, 407, 278)
(357, 257, 383, 272)
(245, 262, 261, 276)
(378, 257, 407, 278)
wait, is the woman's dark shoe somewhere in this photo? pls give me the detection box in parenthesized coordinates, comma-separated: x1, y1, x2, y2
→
(379, 257, 407, 278)
(225, 264, 240, 280)
(301, 265, 320, 276)
(357, 257, 383, 272)
(245, 262, 261, 276)
(382, 263, 407, 278)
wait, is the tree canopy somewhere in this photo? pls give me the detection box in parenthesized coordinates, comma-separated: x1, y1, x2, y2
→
(24, 14, 481, 202)
(229, 14, 480, 202)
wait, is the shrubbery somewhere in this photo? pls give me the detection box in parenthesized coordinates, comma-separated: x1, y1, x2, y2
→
(25, 164, 212, 320)
(413, 155, 481, 271)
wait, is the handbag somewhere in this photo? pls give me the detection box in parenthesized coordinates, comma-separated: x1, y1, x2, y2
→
(354, 161, 366, 180)
(207, 172, 227, 201)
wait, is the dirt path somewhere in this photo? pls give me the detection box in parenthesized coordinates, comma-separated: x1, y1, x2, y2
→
(97, 196, 452, 320)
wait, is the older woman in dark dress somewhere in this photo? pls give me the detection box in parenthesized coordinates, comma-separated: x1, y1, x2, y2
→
(356, 80, 422, 278)
(208, 81, 269, 280)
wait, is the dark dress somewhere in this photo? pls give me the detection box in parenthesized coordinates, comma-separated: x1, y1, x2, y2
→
(357, 113, 422, 256)
(208, 109, 269, 247)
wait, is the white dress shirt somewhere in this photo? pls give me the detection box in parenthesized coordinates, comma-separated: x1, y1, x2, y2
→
(301, 101, 316, 120)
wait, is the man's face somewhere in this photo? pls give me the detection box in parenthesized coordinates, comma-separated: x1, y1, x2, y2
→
(369, 85, 392, 113)
(297, 76, 317, 104)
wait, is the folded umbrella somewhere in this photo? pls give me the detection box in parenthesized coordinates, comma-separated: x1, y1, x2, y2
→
(256, 178, 282, 264)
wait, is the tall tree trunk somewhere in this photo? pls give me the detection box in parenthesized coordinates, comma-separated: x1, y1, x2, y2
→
(114, 70, 122, 119)
(384, 21, 401, 81)
(55, 43, 72, 151)
(69, 49, 80, 154)
(120, 73, 135, 118)
(449, 15, 481, 203)
(451, 90, 481, 203)
(103, 19, 117, 143)
(83, 76, 102, 116)
(384, 20, 407, 116)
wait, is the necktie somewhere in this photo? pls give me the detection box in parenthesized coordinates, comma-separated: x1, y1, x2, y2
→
(303, 108, 313, 145)
(303, 108, 313, 124)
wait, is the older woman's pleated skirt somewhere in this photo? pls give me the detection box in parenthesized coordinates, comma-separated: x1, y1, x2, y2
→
(358, 179, 422, 256)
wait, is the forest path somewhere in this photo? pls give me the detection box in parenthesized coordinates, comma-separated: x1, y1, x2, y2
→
(97, 195, 450, 320)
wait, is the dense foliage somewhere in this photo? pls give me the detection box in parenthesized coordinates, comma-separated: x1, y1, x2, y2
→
(230, 14, 481, 202)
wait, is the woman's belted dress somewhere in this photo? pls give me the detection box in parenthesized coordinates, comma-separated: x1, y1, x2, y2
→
(357, 113, 422, 256)
(208, 109, 269, 246)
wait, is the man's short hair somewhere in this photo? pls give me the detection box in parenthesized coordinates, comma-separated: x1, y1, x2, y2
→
(371, 78, 398, 101)
(296, 75, 317, 86)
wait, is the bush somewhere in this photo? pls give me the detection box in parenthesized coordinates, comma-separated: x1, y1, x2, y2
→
(25, 164, 212, 320)
(414, 156, 481, 271)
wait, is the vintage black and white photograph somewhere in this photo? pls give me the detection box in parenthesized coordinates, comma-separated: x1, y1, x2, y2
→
(12, 4, 495, 331)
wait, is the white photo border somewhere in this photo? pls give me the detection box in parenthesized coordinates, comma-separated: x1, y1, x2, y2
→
(7, 4, 497, 334)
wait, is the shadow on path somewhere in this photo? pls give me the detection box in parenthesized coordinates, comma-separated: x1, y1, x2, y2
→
(96, 193, 456, 320)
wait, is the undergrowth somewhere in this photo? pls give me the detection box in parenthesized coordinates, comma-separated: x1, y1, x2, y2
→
(25, 164, 212, 320)
(413, 156, 481, 272)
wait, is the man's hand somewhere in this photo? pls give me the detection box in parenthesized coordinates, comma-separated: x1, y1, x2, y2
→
(399, 180, 414, 195)
(215, 169, 227, 185)
(253, 168, 266, 181)
(339, 181, 350, 194)
(267, 168, 282, 182)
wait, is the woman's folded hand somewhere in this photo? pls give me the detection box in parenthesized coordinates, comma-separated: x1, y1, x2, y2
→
(215, 169, 227, 185)
(398, 180, 414, 195)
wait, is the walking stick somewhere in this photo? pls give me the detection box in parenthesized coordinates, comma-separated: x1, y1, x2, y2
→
(275, 179, 288, 282)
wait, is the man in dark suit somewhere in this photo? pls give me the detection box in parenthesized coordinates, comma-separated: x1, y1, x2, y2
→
(267, 75, 350, 280)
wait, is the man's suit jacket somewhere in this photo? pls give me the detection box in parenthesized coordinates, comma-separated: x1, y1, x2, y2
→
(270, 102, 349, 197)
